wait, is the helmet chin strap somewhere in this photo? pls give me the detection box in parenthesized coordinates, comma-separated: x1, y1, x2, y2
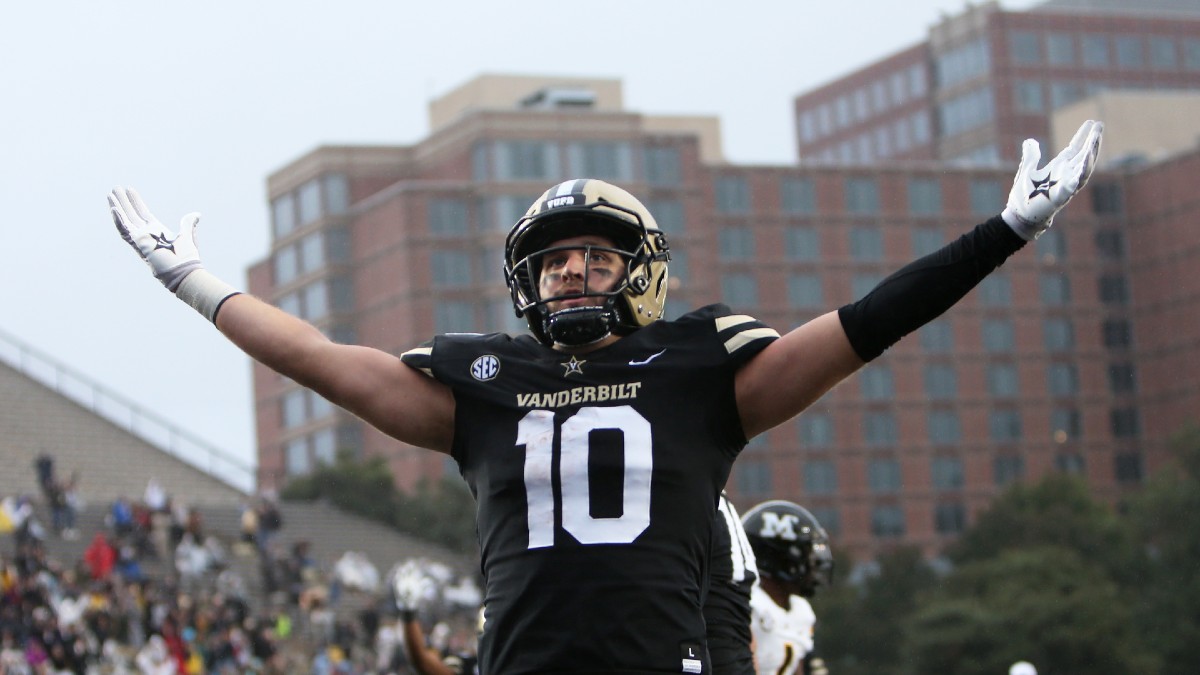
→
(545, 305, 615, 347)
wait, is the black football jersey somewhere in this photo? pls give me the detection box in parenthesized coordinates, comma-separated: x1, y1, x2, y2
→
(704, 494, 758, 675)
(401, 305, 779, 674)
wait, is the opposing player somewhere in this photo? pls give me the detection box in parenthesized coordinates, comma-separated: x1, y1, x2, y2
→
(742, 501, 834, 675)
(107, 120, 1101, 673)
(705, 493, 758, 675)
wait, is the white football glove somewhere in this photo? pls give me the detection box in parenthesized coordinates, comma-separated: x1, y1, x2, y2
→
(392, 559, 436, 615)
(109, 187, 203, 291)
(1001, 119, 1103, 241)
(107, 187, 240, 321)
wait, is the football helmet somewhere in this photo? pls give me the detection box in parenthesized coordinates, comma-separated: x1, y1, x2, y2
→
(741, 500, 834, 597)
(504, 178, 670, 346)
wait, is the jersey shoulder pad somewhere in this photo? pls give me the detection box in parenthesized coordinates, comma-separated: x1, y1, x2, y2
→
(675, 304, 780, 367)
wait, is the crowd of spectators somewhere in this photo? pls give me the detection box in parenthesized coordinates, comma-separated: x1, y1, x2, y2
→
(0, 464, 481, 674)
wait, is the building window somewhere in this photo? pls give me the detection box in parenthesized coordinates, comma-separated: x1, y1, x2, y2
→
(1043, 318, 1074, 352)
(736, 460, 772, 497)
(785, 227, 820, 261)
(274, 247, 298, 286)
(323, 174, 349, 215)
(647, 199, 685, 237)
(804, 460, 838, 495)
(329, 277, 354, 313)
(867, 458, 902, 493)
(1081, 34, 1109, 68)
(272, 193, 297, 240)
(871, 505, 906, 538)
(282, 389, 307, 429)
(850, 226, 884, 261)
(969, 179, 1004, 216)
(1102, 319, 1133, 349)
(1114, 452, 1143, 484)
(987, 363, 1020, 398)
(845, 177, 880, 214)
(928, 410, 962, 445)
(1091, 182, 1124, 214)
(434, 301, 475, 334)
(994, 455, 1024, 486)
(1047, 363, 1079, 397)
(852, 274, 884, 300)
(302, 282, 329, 321)
(781, 177, 816, 214)
(285, 437, 310, 476)
(1014, 80, 1045, 113)
(799, 412, 834, 448)
(920, 320, 953, 353)
(1045, 32, 1075, 66)
(788, 274, 824, 309)
(937, 39, 990, 87)
(924, 364, 958, 400)
(1040, 273, 1071, 306)
(1115, 35, 1144, 69)
(990, 409, 1023, 443)
(721, 274, 758, 307)
(911, 228, 943, 257)
(983, 318, 1015, 353)
(300, 233, 325, 274)
(1035, 228, 1067, 260)
(1108, 363, 1137, 394)
(907, 178, 942, 216)
(432, 251, 474, 288)
(1111, 407, 1140, 438)
(1095, 230, 1125, 260)
(978, 274, 1012, 306)
(1099, 275, 1130, 305)
(1051, 408, 1082, 442)
(719, 227, 755, 261)
(497, 141, 559, 180)
(644, 146, 681, 186)
(1150, 37, 1177, 70)
(864, 412, 898, 446)
(859, 365, 894, 400)
(939, 87, 995, 136)
(1186, 38, 1200, 70)
(568, 141, 631, 181)
(934, 502, 966, 534)
(809, 507, 840, 536)
(429, 199, 471, 237)
(311, 427, 337, 466)
(715, 176, 751, 214)
(296, 179, 323, 228)
(932, 456, 964, 490)
(1056, 452, 1086, 475)
(471, 142, 490, 181)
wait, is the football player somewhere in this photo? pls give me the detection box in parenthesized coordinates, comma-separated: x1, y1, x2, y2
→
(107, 120, 1101, 674)
(705, 493, 758, 675)
(742, 501, 834, 675)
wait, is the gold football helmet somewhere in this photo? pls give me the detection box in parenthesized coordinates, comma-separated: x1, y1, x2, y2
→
(504, 179, 670, 346)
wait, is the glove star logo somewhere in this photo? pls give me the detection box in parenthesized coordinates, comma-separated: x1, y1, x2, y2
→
(1028, 176, 1057, 200)
(150, 232, 178, 253)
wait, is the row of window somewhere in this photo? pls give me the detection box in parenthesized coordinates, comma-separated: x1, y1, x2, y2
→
(283, 424, 362, 476)
(1010, 31, 1200, 72)
(470, 140, 683, 187)
(796, 64, 929, 143)
(735, 451, 1145, 535)
(271, 174, 349, 241)
(273, 227, 351, 286)
(804, 111, 934, 164)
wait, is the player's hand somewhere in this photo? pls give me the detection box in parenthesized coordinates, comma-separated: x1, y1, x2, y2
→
(108, 187, 203, 291)
(392, 559, 436, 616)
(1001, 119, 1103, 241)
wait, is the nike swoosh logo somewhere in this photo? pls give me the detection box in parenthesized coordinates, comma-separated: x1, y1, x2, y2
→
(629, 349, 667, 366)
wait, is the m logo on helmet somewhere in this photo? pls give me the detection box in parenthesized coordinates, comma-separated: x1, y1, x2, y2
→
(757, 512, 801, 541)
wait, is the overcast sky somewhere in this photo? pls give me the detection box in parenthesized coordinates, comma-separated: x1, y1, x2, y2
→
(0, 1, 1039, 479)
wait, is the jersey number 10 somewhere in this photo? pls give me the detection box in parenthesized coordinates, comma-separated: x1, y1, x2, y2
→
(516, 406, 653, 549)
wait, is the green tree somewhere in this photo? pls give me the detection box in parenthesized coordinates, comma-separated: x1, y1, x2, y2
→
(1125, 424, 1200, 674)
(904, 546, 1156, 675)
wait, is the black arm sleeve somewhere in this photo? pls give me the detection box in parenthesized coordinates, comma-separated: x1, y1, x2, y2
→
(837, 215, 1026, 362)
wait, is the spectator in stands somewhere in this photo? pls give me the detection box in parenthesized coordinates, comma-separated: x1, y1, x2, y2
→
(83, 532, 118, 581)
(33, 452, 54, 500)
(255, 497, 283, 554)
(109, 495, 136, 540)
(143, 477, 167, 513)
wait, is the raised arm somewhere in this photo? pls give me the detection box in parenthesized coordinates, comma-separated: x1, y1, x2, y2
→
(107, 187, 455, 453)
(736, 120, 1103, 438)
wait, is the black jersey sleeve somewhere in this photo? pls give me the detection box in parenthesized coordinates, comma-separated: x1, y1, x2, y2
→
(399, 339, 437, 378)
(682, 304, 781, 370)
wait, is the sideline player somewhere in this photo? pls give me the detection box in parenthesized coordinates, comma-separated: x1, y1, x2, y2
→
(107, 121, 1101, 673)
(742, 501, 834, 675)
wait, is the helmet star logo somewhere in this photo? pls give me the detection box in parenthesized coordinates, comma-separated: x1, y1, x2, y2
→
(561, 356, 586, 377)
(150, 232, 177, 253)
(1028, 176, 1057, 200)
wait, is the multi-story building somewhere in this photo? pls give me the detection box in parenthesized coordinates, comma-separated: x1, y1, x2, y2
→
(794, 0, 1200, 166)
(250, 13, 1200, 561)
